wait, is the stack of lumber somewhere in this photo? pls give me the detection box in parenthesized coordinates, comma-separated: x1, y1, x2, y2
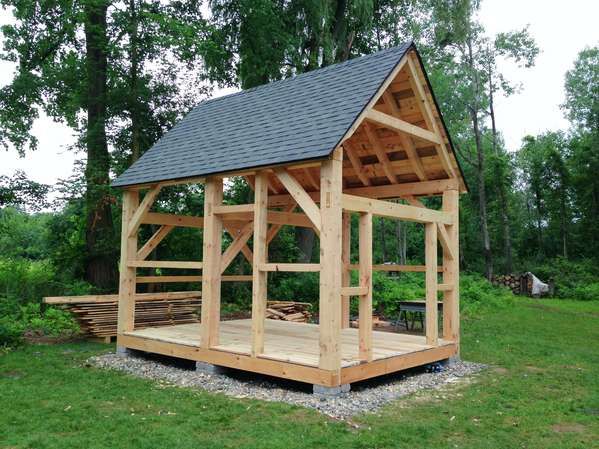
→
(266, 301, 312, 323)
(44, 291, 201, 338)
(491, 274, 523, 295)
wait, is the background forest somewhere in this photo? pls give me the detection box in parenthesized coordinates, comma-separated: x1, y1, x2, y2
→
(0, 0, 598, 345)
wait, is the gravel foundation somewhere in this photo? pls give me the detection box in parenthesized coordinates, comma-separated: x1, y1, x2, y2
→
(89, 351, 486, 419)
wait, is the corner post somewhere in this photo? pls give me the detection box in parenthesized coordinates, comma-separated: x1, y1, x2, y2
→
(358, 212, 373, 361)
(117, 189, 139, 336)
(319, 147, 343, 373)
(251, 171, 269, 356)
(442, 189, 460, 347)
(201, 177, 223, 348)
(341, 211, 351, 328)
(425, 221, 438, 345)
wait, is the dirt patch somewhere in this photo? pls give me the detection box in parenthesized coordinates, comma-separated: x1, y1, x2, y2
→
(551, 423, 586, 433)
(493, 366, 509, 374)
(525, 365, 546, 373)
(526, 303, 599, 318)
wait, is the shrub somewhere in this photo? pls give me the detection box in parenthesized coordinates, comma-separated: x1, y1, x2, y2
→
(528, 257, 599, 299)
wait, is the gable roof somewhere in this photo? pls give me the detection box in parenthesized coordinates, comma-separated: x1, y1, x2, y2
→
(112, 42, 414, 187)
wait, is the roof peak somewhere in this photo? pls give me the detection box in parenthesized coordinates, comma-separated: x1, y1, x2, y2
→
(202, 42, 414, 107)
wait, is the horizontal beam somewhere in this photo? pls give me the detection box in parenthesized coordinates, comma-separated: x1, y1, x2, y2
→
(348, 264, 443, 273)
(365, 109, 442, 145)
(340, 286, 368, 296)
(342, 194, 453, 224)
(127, 260, 203, 269)
(136, 275, 252, 283)
(438, 283, 454, 291)
(258, 263, 321, 272)
(143, 212, 204, 228)
(44, 291, 201, 304)
(213, 204, 254, 214)
(268, 179, 460, 206)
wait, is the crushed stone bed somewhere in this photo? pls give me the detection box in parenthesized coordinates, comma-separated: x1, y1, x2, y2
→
(89, 352, 486, 419)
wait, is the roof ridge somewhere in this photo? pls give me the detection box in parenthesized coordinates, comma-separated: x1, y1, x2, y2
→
(199, 42, 412, 107)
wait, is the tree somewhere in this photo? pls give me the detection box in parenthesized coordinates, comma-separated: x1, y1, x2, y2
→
(432, 10, 537, 278)
(0, 171, 50, 211)
(0, 0, 208, 289)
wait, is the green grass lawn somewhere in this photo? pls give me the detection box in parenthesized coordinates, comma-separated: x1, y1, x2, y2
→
(1, 297, 598, 449)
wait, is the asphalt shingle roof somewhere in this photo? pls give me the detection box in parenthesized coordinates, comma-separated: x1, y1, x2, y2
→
(112, 42, 413, 187)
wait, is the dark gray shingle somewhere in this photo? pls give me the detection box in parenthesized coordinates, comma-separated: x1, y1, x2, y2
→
(112, 43, 413, 187)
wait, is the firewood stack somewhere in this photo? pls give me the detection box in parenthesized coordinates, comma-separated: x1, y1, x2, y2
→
(266, 301, 312, 323)
(44, 291, 201, 339)
(491, 274, 523, 295)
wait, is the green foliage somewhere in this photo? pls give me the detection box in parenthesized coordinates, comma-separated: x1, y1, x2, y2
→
(0, 299, 79, 348)
(529, 258, 599, 299)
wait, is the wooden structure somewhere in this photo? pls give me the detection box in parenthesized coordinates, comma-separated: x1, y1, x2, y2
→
(112, 43, 467, 391)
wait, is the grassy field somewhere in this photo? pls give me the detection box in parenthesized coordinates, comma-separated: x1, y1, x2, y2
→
(1, 297, 598, 449)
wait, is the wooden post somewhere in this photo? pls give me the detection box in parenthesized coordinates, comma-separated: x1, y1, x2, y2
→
(359, 212, 373, 361)
(425, 222, 438, 345)
(200, 177, 223, 348)
(117, 189, 139, 334)
(251, 171, 269, 356)
(442, 189, 460, 347)
(319, 147, 343, 372)
(341, 211, 351, 328)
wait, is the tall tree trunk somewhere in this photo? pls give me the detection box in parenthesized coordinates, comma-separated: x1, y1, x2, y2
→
(295, 228, 315, 263)
(488, 71, 513, 273)
(468, 40, 493, 280)
(83, 0, 116, 290)
(129, 0, 141, 163)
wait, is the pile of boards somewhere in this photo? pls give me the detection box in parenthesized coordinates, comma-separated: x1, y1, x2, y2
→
(266, 301, 312, 323)
(44, 291, 201, 340)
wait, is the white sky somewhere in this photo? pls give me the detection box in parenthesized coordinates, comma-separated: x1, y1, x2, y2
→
(1, 0, 598, 189)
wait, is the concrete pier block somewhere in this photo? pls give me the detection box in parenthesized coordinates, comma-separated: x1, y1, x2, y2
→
(195, 361, 227, 375)
(313, 383, 351, 396)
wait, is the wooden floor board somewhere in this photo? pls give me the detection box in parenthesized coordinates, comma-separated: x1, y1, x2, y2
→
(126, 319, 451, 368)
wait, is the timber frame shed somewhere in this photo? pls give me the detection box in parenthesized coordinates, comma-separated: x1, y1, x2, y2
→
(113, 42, 467, 393)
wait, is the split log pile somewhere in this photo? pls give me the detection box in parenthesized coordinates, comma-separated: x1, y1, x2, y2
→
(44, 291, 201, 339)
(266, 301, 312, 323)
(492, 274, 523, 295)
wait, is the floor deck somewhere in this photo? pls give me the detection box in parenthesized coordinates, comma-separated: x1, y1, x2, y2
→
(124, 319, 453, 369)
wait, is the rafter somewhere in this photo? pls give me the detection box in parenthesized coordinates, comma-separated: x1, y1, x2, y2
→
(406, 54, 456, 178)
(343, 141, 371, 186)
(381, 90, 428, 181)
(363, 122, 398, 184)
(302, 168, 320, 191)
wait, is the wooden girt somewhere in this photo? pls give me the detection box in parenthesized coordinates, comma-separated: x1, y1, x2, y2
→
(268, 178, 460, 206)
